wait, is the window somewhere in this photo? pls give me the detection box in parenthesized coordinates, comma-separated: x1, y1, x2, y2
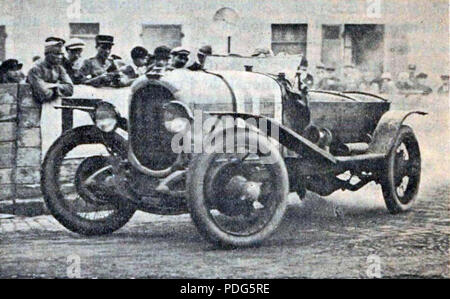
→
(271, 24, 307, 55)
(344, 24, 384, 72)
(141, 25, 182, 51)
(0, 26, 6, 61)
(69, 23, 100, 57)
(69, 23, 100, 37)
(321, 25, 342, 67)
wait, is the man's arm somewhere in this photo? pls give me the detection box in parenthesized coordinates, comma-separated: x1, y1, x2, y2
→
(27, 67, 57, 103)
(79, 59, 92, 78)
(57, 66, 74, 96)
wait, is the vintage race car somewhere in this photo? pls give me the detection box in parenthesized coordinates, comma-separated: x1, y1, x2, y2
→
(41, 68, 426, 248)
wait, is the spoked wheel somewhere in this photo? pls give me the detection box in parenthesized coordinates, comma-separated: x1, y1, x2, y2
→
(41, 126, 136, 236)
(382, 125, 421, 214)
(187, 128, 289, 248)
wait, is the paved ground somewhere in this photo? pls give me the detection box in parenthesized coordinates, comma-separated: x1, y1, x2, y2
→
(0, 95, 448, 278)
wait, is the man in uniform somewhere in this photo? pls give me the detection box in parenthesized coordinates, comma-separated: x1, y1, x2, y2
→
(63, 38, 85, 84)
(80, 35, 118, 86)
(170, 47, 190, 69)
(0, 59, 26, 83)
(27, 38, 74, 156)
(188, 45, 212, 71)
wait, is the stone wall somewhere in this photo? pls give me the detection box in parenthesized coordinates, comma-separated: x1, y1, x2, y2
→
(0, 83, 42, 202)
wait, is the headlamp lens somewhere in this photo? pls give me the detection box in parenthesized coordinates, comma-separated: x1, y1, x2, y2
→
(163, 103, 191, 134)
(95, 103, 118, 132)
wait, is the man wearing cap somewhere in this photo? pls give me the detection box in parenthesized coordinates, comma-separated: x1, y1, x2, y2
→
(414, 72, 432, 95)
(437, 75, 449, 94)
(63, 38, 86, 84)
(27, 38, 74, 157)
(147, 45, 171, 73)
(27, 38, 73, 103)
(170, 47, 190, 69)
(408, 64, 417, 84)
(314, 63, 325, 89)
(188, 45, 212, 71)
(80, 35, 118, 86)
(0, 59, 26, 83)
(318, 66, 342, 91)
(379, 72, 397, 94)
(294, 56, 314, 93)
(396, 72, 415, 91)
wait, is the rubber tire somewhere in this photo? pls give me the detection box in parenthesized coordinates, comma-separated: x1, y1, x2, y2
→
(381, 125, 421, 214)
(41, 126, 136, 236)
(187, 128, 289, 248)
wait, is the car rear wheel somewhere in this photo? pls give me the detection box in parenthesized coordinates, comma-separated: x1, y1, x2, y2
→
(381, 125, 421, 214)
(187, 128, 289, 248)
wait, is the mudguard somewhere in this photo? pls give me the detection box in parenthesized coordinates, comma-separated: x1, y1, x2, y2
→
(368, 110, 427, 155)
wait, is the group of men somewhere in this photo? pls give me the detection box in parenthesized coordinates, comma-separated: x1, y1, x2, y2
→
(1, 35, 449, 99)
(295, 60, 449, 96)
(0, 34, 213, 103)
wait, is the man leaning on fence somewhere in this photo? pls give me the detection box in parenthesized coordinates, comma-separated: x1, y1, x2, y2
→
(27, 37, 74, 157)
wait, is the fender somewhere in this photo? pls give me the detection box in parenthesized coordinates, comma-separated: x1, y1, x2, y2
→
(209, 112, 337, 166)
(368, 110, 427, 155)
(57, 98, 128, 132)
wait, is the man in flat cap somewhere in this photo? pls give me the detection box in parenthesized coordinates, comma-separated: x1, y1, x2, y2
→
(188, 45, 212, 71)
(170, 47, 191, 69)
(63, 38, 86, 84)
(147, 45, 172, 73)
(414, 72, 432, 95)
(27, 38, 74, 156)
(80, 34, 118, 86)
(437, 75, 449, 94)
(0, 59, 26, 83)
(318, 66, 342, 91)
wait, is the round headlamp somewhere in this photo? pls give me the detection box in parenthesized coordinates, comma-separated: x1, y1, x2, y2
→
(162, 102, 192, 134)
(94, 102, 118, 133)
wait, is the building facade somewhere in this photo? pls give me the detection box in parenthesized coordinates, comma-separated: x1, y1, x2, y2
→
(0, 0, 448, 80)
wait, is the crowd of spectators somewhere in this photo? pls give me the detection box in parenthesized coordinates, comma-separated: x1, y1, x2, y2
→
(295, 60, 448, 96)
